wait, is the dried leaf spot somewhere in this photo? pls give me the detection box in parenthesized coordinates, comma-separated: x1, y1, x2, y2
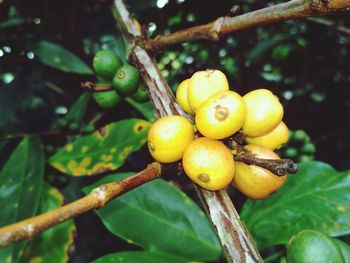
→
(133, 120, 151, 133)
(65, 144, 73, 152)
(96, 126, 109, 139)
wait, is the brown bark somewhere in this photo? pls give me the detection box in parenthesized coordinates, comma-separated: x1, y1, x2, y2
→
(146, 0, 350, 51)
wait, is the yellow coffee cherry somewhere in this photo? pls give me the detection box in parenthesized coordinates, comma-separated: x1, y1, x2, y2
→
(242, 89, 284, 137)
(187, 69, 229, 113)
(183, 137, 234, 191)
(245, 121, 289, 150)
(148, 116, 194, 163)
(233, 144, 286, 200)
(195, 91, 246, 139)
(176, 79, 194, 114)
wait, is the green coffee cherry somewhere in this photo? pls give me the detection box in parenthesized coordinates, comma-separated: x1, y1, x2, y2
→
(113, 64, 140, 96)
(56, 118, 68, 128)
(82, 123, 95, 134)
(93, 91, 122, 109)
(69, 123, 79, 131)
(299, 155, 313, 162)
(130, 84, 149, 103)
(292, 130, 310, 142)
(285, 147, 298, 158)
(301, 142, 316, 154)
(93, 50, 122, 81)
(287, 230, 344, 263)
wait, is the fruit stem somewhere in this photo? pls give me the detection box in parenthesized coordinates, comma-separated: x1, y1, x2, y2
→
(235, 153, 298, 176)
(81, 81, 113, 92)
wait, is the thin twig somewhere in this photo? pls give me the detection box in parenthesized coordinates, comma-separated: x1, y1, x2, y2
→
(41, 80, 74, 101)
(81, 81, 113, 92)
(307, 17, 350, 36)
(146, 0, 350, 51)
(0, 163, 162, 248)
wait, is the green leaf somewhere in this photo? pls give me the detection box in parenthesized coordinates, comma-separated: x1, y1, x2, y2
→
(30, 41, 93, 75)
(49, 119, 150, 176)
(66, 93, 91, 124)
(125, 98, 156, 122)
(333, 239, 350, 263)
(92, 251, 191, 263)
(0, 17, 26, 29)
(0, 136, 45, 263)
(20, 183, 76, 263)
(240, 161, 350, 249)
(83, 173, 222, 261)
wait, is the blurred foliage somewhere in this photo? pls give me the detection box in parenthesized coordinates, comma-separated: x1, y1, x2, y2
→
(0, 0, 350, 262)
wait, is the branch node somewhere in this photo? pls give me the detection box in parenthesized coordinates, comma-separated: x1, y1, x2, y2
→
(209, 17, 225, 41)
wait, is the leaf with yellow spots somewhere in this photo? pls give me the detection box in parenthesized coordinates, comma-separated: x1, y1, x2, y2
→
(49, 119, 150, 176)
(20, 183, 76, 263)
(241, 161, 350, 249)
(0, 136, 45, 263)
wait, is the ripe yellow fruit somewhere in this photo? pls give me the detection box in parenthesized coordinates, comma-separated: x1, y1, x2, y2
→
(195, 91, 246, 139)
(242, 89, 284, 137)
(148, 116, 194, 163)
(183, 137, 234, 191)
(176, 79, 194, 114)
(246, 121, 289, 150)
(233, 144, 286, 200)
(187, 69, 229, 113)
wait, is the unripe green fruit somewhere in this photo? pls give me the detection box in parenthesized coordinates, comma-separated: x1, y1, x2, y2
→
(113, 64, 140, 96)
(292, 130, 310, 142)
(130, 84, 149, 102)
(299, 155, 313, 162)
(82, 124, 95, 134)
(301, 142, 316, 154)
(287, 230, 344, 263)
(56, 118, 68, 128)
(69, 123, 79, 131)
(93, 50, 122, 81)
(93, 91, 122, 109)
(285, 147, 298, 158)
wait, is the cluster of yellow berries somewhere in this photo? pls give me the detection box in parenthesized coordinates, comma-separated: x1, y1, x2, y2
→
(148, 69, 289, 199)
